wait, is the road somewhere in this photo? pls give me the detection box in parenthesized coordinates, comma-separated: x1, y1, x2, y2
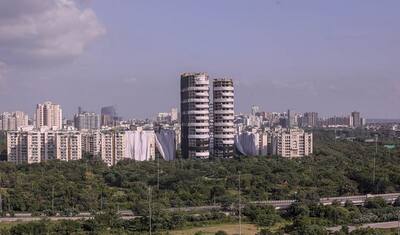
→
(328, 221, 400, 232)
(0, 192, 398, 223)
(254, 193, 400, 209)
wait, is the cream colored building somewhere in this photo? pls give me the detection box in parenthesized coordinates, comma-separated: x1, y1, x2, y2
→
(35, 101, 63, 130)
(7, 129, 81, 164)
(0, 111, 29, 131)
(98, 130, 156, 166)
(81, 130, 102, 158)
(272, 128, 313, 158)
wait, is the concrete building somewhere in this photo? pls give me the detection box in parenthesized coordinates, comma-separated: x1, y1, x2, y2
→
(235, 129, 269, 156)
(213, 78, 235, 158)
(7, 129, 81, 164)
(272, 128, 313, 158)
(98, 130, 156, 166)
(35, 101, 62, 130)
(171, 108, 179, 122)
(74, 112, 100, 130)
(351, 111, 361, 128)
(302, 112, 319, 128)
(180, 72, 210, 159)
(101, 106, 118, 127)
(0, 111, 29, 131)
(81, 130, 102, 157)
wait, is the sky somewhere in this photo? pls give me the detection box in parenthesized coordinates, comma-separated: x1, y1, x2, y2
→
(0, 0, 399, 119)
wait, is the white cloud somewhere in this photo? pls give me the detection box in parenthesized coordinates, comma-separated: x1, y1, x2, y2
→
(0, 0, 105, 65)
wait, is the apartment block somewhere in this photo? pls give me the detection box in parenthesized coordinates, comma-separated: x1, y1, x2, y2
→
(272, 128, 313, 158)
(35, 101, 63, 130)
(0, 111, 29, 131)
(213, 78, 235, 158)
(7, 129, 81, 164)
(180, 73, 210, 159)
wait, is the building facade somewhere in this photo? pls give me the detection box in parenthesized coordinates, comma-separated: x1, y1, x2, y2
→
(35, 101, 62, 130)
(351, 111, 361, 128)
(7, 129, 81, 164)
(0, 111, 29, 131)
(180, 73, 210, 159)
(302, 112, 319, 128)
(74, 112, 100, 130)
(272, 128, 313, 158)
(213, 78, 235, 158)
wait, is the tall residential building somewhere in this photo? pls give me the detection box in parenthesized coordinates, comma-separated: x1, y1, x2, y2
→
(272, 128, 313, 158)
(251, 105, 260, 116)
(74, 112, 100, 130)
(7, 129, 81, 164)
(81, 130, 102, 157)
(0, 111, 29, 131)
(35, 101, 62, 130)
(171, 108, 179, 122)
(213, 78, 235, 158)
(180, 72, 210, 159)
(101, 106, 117, 127)
(351, 111, 361, 128)
(302, 112, 319, 128)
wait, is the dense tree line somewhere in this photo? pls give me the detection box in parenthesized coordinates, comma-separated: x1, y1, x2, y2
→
(0, 130, 398, 214)
(0, 129, 399, 234)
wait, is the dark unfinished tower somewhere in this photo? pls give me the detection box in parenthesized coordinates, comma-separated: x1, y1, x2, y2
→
(213, 78, 235, 158)
(180, 73, 210, 159)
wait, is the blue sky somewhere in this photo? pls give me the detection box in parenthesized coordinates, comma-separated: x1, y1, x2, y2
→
(0, 0, 399, 119)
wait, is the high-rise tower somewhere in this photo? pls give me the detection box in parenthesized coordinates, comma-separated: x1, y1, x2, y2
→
(180, 73, 210, 159)
(35, 101, 62, 130)
(213, 78, 235, 158)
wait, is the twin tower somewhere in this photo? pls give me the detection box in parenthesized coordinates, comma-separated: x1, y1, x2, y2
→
(180, 73, 235, 159)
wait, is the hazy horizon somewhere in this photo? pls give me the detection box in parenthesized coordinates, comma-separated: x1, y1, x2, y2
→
(0, 0, 399, 119)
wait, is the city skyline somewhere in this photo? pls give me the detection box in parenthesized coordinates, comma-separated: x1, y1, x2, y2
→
(0, 1, 399, 118)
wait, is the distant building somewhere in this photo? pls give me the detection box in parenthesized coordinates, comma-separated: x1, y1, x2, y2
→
(251, 105, 260, 116)
(302, 112, 319, 128)
(213, 78, 235, 158)
(101, 106, 117, 127)
(180, 72, 210, 159)
(235, 129, 269, 156)
(171, 108, 178, 122)
(74, 112, 100, 130)
(351, 111, 361, 128)
(35, 101, 62, 130)
(157, 112, 171, 123)
(0, 111, 29, 131)
(272, 128, 313, 158)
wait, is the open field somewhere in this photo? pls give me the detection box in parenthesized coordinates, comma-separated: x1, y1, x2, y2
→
(168, 223, 259, 235)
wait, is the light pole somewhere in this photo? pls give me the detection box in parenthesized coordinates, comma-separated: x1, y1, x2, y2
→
(238, 171, 242, 235)
(372, 134, 378, 194)
(148, 186, 152, 235)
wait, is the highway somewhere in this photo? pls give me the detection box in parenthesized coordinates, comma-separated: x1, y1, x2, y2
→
(328, 221, 400, 232)
(254, 193, 400, 209)
(0, 192, 399, 223)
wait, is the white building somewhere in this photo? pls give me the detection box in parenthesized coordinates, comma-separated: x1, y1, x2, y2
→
(74, 112, 100, 130)
(171, 108, 179, 122)
(0, 111, 29, 131)
(79, 129, 158, 166)
(7, 129, 81, 164)
(272, 128, 313, 158)
(35, 101, 63, 130)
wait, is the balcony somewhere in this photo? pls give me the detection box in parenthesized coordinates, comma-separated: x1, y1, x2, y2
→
(213, 86, 234, 91)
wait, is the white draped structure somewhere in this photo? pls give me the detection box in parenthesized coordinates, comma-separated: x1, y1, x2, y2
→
(155, 129, 176, 161)
(124, 130, 156, 161)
